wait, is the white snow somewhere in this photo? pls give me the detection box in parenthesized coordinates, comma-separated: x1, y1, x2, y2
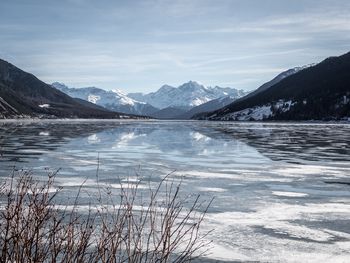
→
(204, 202, 350, 262)
(197, 186, 227, 192)
(38, 104, 50, 108)
(87, 94, 100, 104)
(39, 131, 50, 136)
(191, 132, 211, 141)
(221, 100, 295, 121)
(52, 83, 152, 115)
(192, 97, 211, 106)
(87, 134, 100, 144)
(52, 81, 249, 115)
(128, 81, 247, 109)
(227, 105, 273, 121)
(272, 191, 308, 197)
(112, 89, 137, 106)
(52, 81, 250, 115)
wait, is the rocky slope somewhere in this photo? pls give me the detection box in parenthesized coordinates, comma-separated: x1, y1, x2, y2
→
(199, 52, 350, 121)
(0, 59, 130, 119)
(52, 82, 158, 116)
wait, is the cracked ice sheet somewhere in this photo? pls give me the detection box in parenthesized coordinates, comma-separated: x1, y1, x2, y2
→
(201, 202, 350, 262)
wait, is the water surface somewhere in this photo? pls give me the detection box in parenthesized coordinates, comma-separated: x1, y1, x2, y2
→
(0, 120, 349, 262)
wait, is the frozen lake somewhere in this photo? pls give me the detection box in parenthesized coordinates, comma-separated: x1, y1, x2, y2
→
(0, 120, 349, 262)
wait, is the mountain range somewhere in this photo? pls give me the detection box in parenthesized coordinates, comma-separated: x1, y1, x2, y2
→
(200, 52, 350, 121)
(54, 81, 247, 119)
(0, 59, 131, 119)
(1, 51, 349, 121)
(128, 81, 246, 109)
(52, 83, 158, 116)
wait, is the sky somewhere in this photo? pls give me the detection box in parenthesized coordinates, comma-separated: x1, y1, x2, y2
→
(1, 0, 350, 93)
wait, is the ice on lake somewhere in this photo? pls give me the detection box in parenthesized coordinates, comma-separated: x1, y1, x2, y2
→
(0, 120, 349, 262)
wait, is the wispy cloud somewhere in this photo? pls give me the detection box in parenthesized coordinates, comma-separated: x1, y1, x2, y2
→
(0, 0, 349, 92)
(153, 8, 350, 36)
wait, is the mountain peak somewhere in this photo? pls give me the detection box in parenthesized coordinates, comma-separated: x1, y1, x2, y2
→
(112, 88, 127, 96)
(178, 81, 206, 93)
(203, 51, 350, 121)
(53, 83, 157, 116)
(51, 82, 67, 88)
(187, 80, 204, 86)
(0, 61, 122, 119)
(158, 84, 175, 93)
(128, 81, 244, 109)
(182, 80, 205, 86)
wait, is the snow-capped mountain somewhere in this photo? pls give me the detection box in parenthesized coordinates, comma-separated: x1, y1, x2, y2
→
(52, 80, 246, 119)
(128, 81, 246, 109)
(52, 83, 158, 116)
(0, 59, 125, 119)
(201, 52, 350, 121)
(178, 95, 243, 119)
(194, 64, 317, 120)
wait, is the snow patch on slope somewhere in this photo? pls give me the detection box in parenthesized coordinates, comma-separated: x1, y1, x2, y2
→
(87, 95, 100, 104)
(217, 100, 295, 121)
(38, 104, 50, 108)
(112, 89, 141, 106)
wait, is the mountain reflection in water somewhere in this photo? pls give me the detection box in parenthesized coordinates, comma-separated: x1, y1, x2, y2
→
(0, 120, 349, 263)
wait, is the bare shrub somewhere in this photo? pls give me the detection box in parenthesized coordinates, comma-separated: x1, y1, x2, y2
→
(0, 170, 212, 263)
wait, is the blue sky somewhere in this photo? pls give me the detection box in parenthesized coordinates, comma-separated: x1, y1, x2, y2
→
(1, 0, 350, 93)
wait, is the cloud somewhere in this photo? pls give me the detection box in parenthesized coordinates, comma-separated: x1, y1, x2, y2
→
(0, 0, 349, 92)
(153, 8, 350, 37)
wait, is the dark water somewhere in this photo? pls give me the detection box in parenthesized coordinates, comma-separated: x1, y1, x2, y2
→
(0, 120, 349, 262)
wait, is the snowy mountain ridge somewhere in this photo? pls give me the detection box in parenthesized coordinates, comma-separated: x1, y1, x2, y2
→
(52, 82, 158, 116)
(0, 59, 125, 119)
(201, 52, 350, 121)
(53, 81, 246, 117)
(52, 82, 143, 106)
(128, 81, 247, 109)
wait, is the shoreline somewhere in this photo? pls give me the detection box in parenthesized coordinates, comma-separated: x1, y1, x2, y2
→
(0, 118, 349, 125)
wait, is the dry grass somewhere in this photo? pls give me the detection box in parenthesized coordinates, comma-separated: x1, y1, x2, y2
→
(0, 170, 212, 263)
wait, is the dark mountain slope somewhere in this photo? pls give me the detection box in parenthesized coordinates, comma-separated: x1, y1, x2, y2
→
(52, 82, 159, 116)
(204, 52, 350, 121)
(239, 65, 312, 102)
(150, 106, 188, 119)
(0, 59, 126, 118)
(177, 96, 240, 119)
